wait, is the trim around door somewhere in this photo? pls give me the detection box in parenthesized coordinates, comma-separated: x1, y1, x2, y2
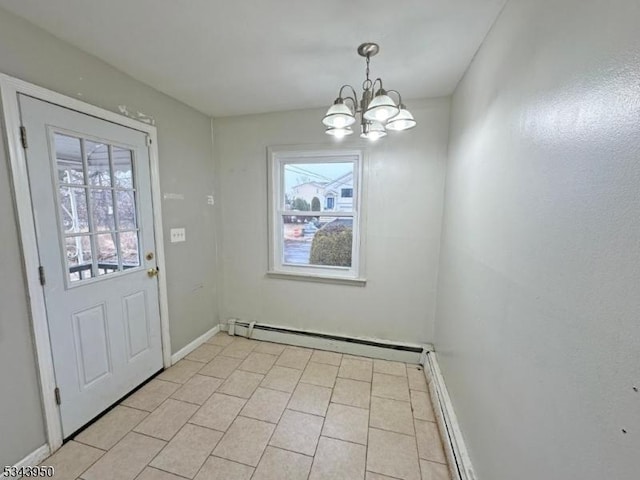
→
(0, 73, 172, 453)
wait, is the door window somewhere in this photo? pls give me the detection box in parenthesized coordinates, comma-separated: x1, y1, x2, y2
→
(54, 133, 141, 283)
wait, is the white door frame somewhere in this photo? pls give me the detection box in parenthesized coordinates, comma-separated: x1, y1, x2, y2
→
(0, 73, 172, 452)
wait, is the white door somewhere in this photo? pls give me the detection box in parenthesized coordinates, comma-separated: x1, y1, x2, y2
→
(20, 95, 164, 437)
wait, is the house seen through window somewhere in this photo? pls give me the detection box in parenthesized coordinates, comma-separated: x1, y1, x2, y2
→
(269, 149, 363, 280)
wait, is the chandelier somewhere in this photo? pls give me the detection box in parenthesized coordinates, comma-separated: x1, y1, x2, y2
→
(322, 42, 416, 140)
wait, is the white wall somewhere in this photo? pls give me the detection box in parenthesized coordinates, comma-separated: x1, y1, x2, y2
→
(435, 1, 640, 479)
(0, 7, 218, 466)
(214, 98, 449, 343)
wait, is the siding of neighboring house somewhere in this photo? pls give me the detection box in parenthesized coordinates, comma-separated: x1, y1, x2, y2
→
(288, 182, 326, 211)
(323, 172, 353, 212)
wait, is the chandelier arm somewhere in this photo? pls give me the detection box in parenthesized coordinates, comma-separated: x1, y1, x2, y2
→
(339, 85, 359, 100)
(342, 96, 358, 112)
(372, 78, 384, 93)
(337, 84, 360, 114)
(386, 89, 402, 104)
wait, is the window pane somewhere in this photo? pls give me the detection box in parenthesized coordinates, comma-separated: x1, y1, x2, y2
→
(55, 134, 84, 184)
(59, 187, 89, 233)
(120, 231, 140, 268)
(86, 141, 111, 187)
(283, 216, 353, 267)
(91, 189, 115, 231)
(284, 162, 354, 212)
(96, 233, 119, 276)
(116, 190, 137, 229)
(113, 147, 134, 189)
(66, 235, 93, 282)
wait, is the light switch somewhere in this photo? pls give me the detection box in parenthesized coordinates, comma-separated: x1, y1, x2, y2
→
(170, 228, 186, 243)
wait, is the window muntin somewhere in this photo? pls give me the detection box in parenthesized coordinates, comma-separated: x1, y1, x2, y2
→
(54, 132, 141, 283)
(270, 149, 363, 280)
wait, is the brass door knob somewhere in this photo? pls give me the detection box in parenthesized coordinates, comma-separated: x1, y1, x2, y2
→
(147, 267, 159, 277)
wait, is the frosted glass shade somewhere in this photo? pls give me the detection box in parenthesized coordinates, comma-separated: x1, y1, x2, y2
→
(386, 107, 417, 131)
(322, 102, 356, 128)
(363, 93, 399, 122)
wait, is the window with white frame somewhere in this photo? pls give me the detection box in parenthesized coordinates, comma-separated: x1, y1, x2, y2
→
(268, 148, 364, 281)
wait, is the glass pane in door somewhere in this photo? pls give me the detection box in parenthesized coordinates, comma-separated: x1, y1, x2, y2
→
(91, 189, 115, 231)
(59, 186, 89, 233)
(96, 233, 119, 276)
(120, 231, 140, 268)
(113, 147, 134, 189)
(116, 190, 137, 230)
(66, 235, 93, 282)
(55, 134, 84, 184)
(86, 141, 111, 187)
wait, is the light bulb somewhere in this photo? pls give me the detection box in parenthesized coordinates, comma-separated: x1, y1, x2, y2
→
(326, 127, 353, 138)
(333, 116, 347, 128)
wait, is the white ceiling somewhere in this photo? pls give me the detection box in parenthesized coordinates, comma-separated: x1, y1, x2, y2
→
(0, 0, 505, 117)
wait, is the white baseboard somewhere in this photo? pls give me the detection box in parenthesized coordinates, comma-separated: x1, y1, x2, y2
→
(221, 320, 432, 363)
(170, 324, 220, 364)
(1, 444, 51, 478)
(423, 352, 476, 480)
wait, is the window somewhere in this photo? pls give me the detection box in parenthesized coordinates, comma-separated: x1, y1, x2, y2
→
(268, 148, 365, 282)
(341, 188, 353, 198)
(54, 133, 141, 283)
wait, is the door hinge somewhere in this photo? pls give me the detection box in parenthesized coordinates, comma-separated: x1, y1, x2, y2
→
(54, 387, 61, 405)
(20, 126, 28, 149)
(146, 135, 152, 147)
(38, 266, 46, 286)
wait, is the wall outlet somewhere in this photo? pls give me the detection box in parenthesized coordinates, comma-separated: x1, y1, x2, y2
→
(170, 228, 186, 243)
(207, 195, 214, 205)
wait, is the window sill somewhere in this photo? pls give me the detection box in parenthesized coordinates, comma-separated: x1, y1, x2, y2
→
(266, 271, 367, 287)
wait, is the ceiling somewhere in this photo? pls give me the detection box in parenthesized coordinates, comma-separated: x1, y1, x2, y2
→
(0, 0, 505, 117)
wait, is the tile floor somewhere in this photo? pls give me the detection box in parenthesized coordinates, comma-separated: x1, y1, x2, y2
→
(41, 334, 451, 480)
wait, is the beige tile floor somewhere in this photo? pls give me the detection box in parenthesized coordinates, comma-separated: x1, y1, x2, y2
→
(41, 334, 451, 480)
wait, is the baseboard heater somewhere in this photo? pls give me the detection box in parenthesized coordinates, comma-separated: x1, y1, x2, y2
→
(424, 352, 476, 480)
(221, 319, 432, 364)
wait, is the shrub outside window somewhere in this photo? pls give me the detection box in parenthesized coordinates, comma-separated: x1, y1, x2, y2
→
(268, 148, 365, 282)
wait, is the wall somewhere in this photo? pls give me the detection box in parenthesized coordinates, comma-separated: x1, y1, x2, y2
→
(213, 98, 449, 343)
(435, 1, 640, 479)
(0, 7, 218, 466)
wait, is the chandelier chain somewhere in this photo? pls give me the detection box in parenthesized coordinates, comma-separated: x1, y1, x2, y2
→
(366, 55, 370, 82)
(363, 55, 373, 91)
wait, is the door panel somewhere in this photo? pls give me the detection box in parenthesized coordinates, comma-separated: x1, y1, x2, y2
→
(123, 291, 151, 360)
(20, 94, 163, 437)
(72, 304, 111, 387)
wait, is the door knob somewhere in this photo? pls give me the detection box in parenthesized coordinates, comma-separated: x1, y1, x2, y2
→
(147, 267, 159, 277)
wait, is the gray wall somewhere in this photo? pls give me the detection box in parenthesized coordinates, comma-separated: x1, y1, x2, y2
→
(435, 1, 640, 479)
(213, 98, 449, 343)
(0, 124, 47, 472)
(0, 7, 218, 466)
